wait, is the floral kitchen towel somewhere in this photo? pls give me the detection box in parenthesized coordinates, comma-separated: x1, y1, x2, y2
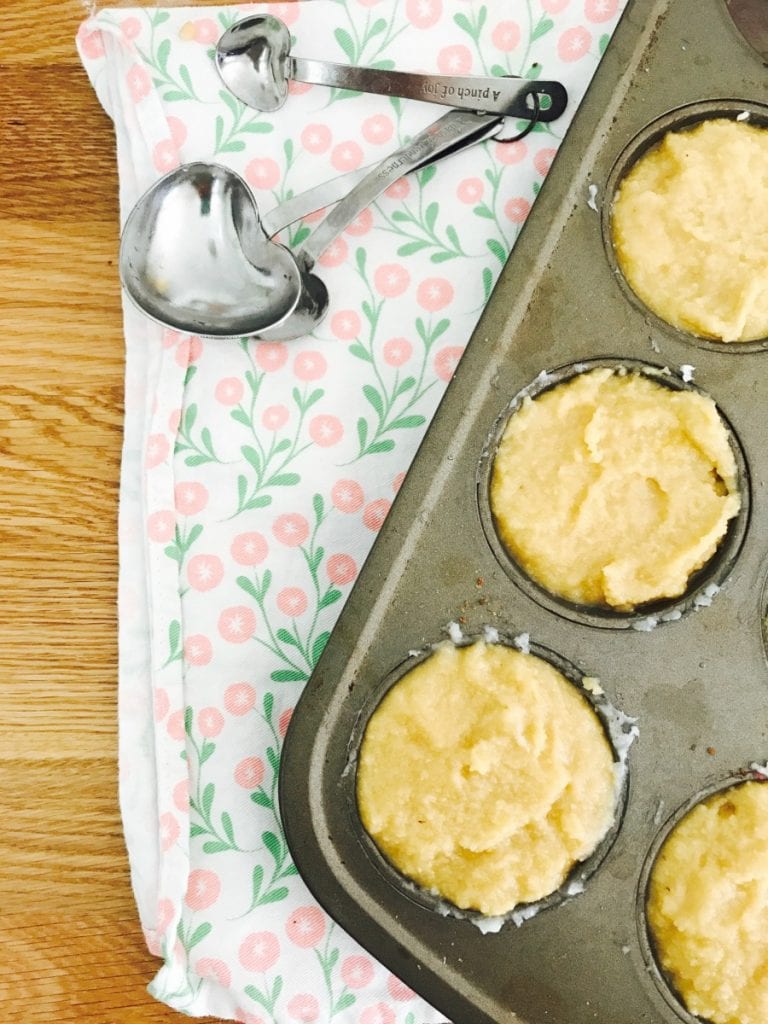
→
(77, 1, 626, 1020)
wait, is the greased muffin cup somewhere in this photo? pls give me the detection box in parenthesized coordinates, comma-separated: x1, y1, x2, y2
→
(279, 2, 768, 1022)
(348, 633, 633, 929)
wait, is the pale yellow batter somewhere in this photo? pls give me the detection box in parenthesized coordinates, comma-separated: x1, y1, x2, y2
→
(489, 367, 740, 610)
(612, 118, 768, 342)
(356, 641, 616, 917)
(647, 781, 768, 1024)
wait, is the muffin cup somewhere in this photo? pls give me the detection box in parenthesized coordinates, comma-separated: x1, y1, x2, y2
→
(477, 358, 750, 630)
(346, 629, 634, 931)
(602, 99, 768, 353)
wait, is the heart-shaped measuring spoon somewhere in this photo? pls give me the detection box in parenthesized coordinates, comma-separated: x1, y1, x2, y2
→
(120, 107, 533, 338)
(216, 14, 567, 121)
(120, 156, 412, 335)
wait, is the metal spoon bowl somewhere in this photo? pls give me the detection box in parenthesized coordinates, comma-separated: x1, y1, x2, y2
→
(121, 109, 541, 340)
(216, 14, 567, 120)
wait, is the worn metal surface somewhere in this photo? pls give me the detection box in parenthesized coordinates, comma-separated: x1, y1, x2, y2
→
(279, 1, 768, 1021)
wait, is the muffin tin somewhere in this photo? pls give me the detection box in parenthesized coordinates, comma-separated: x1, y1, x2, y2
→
(279, 0, 768, 1021)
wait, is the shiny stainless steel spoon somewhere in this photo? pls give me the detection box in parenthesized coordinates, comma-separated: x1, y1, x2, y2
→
(120, 158, 403, 336)
(216, 14, 567, 120)
(120, 108, 530, 339)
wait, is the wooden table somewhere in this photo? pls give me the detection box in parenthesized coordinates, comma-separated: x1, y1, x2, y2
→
(0, 2, 217, 1020)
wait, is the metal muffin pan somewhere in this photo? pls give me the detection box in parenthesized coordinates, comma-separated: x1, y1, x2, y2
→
(279, 0, 768, 1021)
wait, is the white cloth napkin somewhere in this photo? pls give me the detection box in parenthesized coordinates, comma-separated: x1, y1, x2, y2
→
(77, 2, 626, 1019)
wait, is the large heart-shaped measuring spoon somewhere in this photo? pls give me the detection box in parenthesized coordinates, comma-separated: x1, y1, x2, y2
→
(216, 14, 567, 120)
(120, 107, 532, 339)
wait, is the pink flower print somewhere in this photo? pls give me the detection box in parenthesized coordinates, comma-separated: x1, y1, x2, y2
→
(505, 197, 531, 223)
(187, 554, 224, 592)
(147, 510, 175, 542)
(437, 45, 472, 75)
(301, 123, 332, 155)
(417, 277, 453, 312)
(173, 778, 189, 812)
(457, 177, 484, 204)
(383, 337, 412, 367)
(157, 898, 175, 935)
(385, 178, 410, 200)
(331, 141, 364, 172)
(293, 350, 327, 381)
(387, 974, 416, 1000)
(279, 708, 293, 736)
(224, 682, 257, 715)
(273, 513, 310, 547)
(168, 116, 188, 149)
(318, 237, 349, 269)
(216, 377, 245, 405)
(196, 958, 232, 989)
(270, 2, 300, 25)
(434, 345, 464, 381)
(246, 158, 281, 190)
(277, 587, 309, 616)
(175, 335, 203, 367)
(542, 0, 569, 10)
(218, 606, 257, 644)
(309, 414, 343, 447)
(358, 0, 384, 7)
(285, 906, 326, 948)
(362, 114, 394, 145)
(254, 342, 289, 371)
(332, 479, 364, 513)
(327, 553, 357, 585)
(159, 812, 179, 851)
(262, 404, 290, 430)
(331, 309, 362, 340)
(392, 471, 406, 493)
(153, 139, 181, 174)
(167, 709, 186, 740)
(231, 531, 269, 565)
(341, 954, 375, 989)
(345, 209, 373, 237)
(406, 0, 442, 29)
(239, 931, 280, 972)
(495, 140, 528, 165)
(184, 634, 213, 666)
(558, 25, 591, 60)
(586, 0, 617, 20)
(374, 263, 410, 298)
(287, 995, 320, 1022)
(534, 147, 557, 177)
(288, 79, 313, 96)
(198, 706, 225, 737)
(492, 20, 521, 51)
(162, 328, 182, 348)
(363, 498, 391, 531)
(185, 868, 221, 911)
(120, 16, 141, 40)
(78, 27, 105, 59)
(127, 63, 151, 103)
(175, 481, 208, 515)
(360, 1006, 395, 1024)
(145, 433, 169, 469)
(234, 1011, 266, 1024)
(153, 687, 170, 722)
(168, 408, 181, 433)
(235, 756, 266, 789)
(191, 18, 218, 44)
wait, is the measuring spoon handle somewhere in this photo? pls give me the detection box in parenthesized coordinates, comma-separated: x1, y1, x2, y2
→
(297, 109, 503, 271)
(291, 57, 566, 122)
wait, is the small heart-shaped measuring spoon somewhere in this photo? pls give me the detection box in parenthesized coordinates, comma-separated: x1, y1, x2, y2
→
(216, 14, 567, 121)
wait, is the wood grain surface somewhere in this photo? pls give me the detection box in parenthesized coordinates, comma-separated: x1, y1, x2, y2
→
(0, 3, 219, 1021)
